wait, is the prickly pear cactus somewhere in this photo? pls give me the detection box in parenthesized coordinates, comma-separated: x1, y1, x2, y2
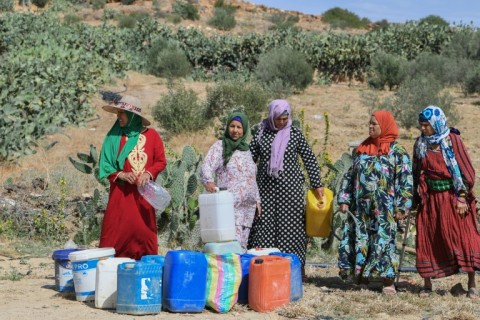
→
(156, 144, 203, 248)
(68, 144, 109, 189)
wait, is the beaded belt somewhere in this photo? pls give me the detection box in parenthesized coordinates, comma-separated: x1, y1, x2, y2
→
(425, 177, 453, 191)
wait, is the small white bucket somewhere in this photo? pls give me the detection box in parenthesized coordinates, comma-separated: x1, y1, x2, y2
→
(95, 257, 135, 309)
(203, 240, 243, 255)
(69, 248, 115, 302)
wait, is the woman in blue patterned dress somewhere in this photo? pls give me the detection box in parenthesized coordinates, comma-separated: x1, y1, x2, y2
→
(337, 110, 413, 294)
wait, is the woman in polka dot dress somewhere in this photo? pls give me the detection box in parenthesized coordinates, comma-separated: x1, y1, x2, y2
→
(248, 99, 324, 268)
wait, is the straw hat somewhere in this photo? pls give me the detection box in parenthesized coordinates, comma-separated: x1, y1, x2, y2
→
(102, 95, 151, 126)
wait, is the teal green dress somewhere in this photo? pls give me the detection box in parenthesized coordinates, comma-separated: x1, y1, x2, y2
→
(337, 142, 413, 281)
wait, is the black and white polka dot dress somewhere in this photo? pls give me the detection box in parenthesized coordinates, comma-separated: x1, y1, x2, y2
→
(248, 126, 322, 265)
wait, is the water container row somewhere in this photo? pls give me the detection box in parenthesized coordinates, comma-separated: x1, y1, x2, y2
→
(52, 248, 303, 315)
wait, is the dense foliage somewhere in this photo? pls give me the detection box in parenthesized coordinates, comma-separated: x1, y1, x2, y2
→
(321, 7, 370, 29)
(1, 8, 479, 160)
(0, 0, 14, 12)
(255, 46, 313, 92)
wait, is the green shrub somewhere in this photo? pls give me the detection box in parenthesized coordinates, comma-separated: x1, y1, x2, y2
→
(203, 79, 271, 126)
(172, 0, 199, 20)
(367, 51, 408, 90)
(32, 0, 48, 8)
(443, 58, 475, 89)
(152, 82, 206, 133)
(146, 37, 192, 78)
(464, 65, 480, 96)
(322, 7, 370, 29)
(418, 15, 449, 27)
(121, 0, 135, 5)
(214, 0, 236, 15)
(117, 15, 137, 28)
(207, 7, 236, 31)
(102, 8, 119, 20)
(406, 52, 451, 86)
(371, 19, 389, 31)
(0, 0, 14, 12)
(91, 0, 106, 10)
(255, 46, 313, 92)
(382, 76, 456, 129)
(117, 11, 149, 28)
(63, 14, 82, 25)
(268, 12, 299, 30)
(441, 28, 480, 61)
(264, 78, 293, 99)
(167, 13, 182, 24)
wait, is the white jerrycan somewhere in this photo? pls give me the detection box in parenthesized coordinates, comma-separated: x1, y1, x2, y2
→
(199, 189, 236, 243)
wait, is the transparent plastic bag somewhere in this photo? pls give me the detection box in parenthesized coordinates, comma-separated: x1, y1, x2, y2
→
(138, 181, 171, 211)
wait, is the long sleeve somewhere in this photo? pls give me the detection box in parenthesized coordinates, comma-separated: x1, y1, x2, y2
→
(200, 140, 223, 185)
(393, 144, 413, 212)
(145, 130, 167, 180)
(411, 138, 422, 209)
(249, 130, 260, 163)
(337, 164, 354, 205)
(296, 128, 322, 188)
(450, 132, 476, 191)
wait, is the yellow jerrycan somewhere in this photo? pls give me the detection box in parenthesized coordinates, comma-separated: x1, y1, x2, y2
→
(305, 187, 334, 237)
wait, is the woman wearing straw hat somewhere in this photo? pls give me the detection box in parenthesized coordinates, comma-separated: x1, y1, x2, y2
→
(98, 95, 167, 260)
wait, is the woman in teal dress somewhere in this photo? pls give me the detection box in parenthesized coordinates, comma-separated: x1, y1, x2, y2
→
(337, 110, 413, 294)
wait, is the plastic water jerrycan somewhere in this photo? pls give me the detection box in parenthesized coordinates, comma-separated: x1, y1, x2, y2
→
(305, 187, 334, 237)
(199, 190, 236, 243)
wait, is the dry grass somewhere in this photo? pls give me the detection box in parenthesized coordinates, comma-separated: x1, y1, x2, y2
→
(279, 267, 480, 319)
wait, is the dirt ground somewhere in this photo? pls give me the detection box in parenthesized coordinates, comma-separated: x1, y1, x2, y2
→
(0, 255, 280, 319)
(2, 1, 480, 318)
(1, 253, 480, 320)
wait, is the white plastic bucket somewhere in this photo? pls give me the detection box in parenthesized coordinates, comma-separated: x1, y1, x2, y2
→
(247, 248, 280, 256)
(51, 248, 84, 292)
(95, 257, 135, 309)
(69, 248, 115, 302)
(199, 190, 236, 243)
(203, 240, 243, 255)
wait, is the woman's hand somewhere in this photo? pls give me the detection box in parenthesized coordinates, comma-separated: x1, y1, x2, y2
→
(205, 182, 217, 193)
(456, 198, 468, 216)
(118, 171, 137, 184)
(315, 187, 324, 199)
(136, 172, 151, 187)
(339, 203, 349, 213)
(256, 202, 262, 218)
(394, 210, 407, 220)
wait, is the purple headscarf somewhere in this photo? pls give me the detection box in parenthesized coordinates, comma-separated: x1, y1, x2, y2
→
(259, 99, 292, 177)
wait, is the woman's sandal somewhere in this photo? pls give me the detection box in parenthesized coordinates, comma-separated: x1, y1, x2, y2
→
(467, 288, 480, 300)
(419, 287, 433, 297)
(382, 285, 397, 295)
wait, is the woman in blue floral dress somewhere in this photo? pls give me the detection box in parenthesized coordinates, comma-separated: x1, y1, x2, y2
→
(337, 110, 413, 294)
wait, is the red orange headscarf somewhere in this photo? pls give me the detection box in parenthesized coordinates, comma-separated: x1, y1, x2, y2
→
(356, 110, 398, 156)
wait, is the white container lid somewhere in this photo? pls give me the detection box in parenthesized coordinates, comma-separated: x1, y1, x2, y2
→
(68, 247, 115, 262)
(97, 257, 134, 270)
(246, 248, 280, 256)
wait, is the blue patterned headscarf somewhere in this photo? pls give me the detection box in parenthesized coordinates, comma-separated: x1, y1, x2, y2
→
(416, 106, 466, 194)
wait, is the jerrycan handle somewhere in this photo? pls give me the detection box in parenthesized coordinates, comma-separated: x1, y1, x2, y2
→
(254, 258, 264, 264)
